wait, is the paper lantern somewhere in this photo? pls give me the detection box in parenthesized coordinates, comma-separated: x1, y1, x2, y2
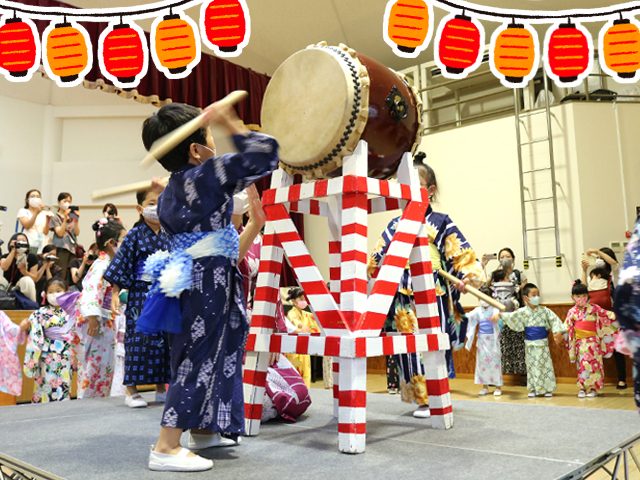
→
(0, 17, 39, 81)
(546, 23, 591, 84)
(491, 23, 537, 86)
(436, 14, 482, 75)
(99, 22, 148, 88)
(601, 19, 640, 80)
(201, 0, 250, 57)
(152, 13, 200, 78)
(384, 0, 432, 57)
(43, 21, 91, 86)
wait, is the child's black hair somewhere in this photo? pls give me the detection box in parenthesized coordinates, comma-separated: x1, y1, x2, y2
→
(93, 220, 125, 251)
(142, 103, 208, 172)
(133, 188, 152, 228)
(522, 283, 538, 297)
(572, 279, 588, 296)
(492, 269, 508, 283)
(413, 154, 438, 202)
(43, 277, 67, 307)
(479, 286, 492, 298)
(287, 287, 304, 302)
(589, 267, 610, 280)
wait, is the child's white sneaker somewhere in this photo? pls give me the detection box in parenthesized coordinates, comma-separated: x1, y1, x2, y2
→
(586, 390, 597, 397)
(413, 405, 431, 418)
(187, 432, 239, 450)
(493, 388, 502, 397)
(478, 387, 489, 396)
(148, 446, 213, 472)
(527, 392, 536, 398)
(388, 388, 398, 395)
(578, 390, 586, 398)
(125, 394, 148, 408)
(544, 392, 553, 397)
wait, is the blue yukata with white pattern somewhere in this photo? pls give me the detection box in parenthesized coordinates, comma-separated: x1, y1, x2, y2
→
(157, 131, 279, 433)
(104, 222, 172, 386)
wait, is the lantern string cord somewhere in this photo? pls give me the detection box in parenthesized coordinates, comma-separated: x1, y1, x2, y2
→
(433, 0, 640, 21)
(0, 0, 202, 19)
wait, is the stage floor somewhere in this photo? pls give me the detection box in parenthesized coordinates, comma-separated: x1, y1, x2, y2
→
(0, 389, 638, 480)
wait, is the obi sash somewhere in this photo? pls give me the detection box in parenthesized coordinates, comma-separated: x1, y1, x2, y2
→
(525, 326, 548, 341)
(575, 320, 597, 339)
(136, 225, 240, 335)
(44, 320, 73, 342)
(478, 321, 494, 335)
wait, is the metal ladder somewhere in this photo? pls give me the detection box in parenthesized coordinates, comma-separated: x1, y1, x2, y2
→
(513, 65, 562, 270)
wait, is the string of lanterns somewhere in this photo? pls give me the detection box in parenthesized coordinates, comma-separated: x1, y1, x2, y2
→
(0, 0, 250, 87)
(384, 0, 640, 88)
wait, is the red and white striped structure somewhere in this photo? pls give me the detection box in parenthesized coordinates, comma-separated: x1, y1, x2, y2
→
(243, 140, 453, 453)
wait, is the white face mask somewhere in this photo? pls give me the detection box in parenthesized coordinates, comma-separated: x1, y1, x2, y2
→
(196, 144, 216, 165)
(142, 205, 159, 221)
(60, 202, 70, 211)
(528, 296, 541, 306)
(479, 300, 490, 308)
(16, 247, 28, 254)
(47, 292, 63, 307)
(595, 258, 606, 269)
(29, 198, 41, 208)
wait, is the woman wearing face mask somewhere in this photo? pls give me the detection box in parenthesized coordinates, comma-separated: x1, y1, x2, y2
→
(368, 155, 485, 418)
(69, 244, 99, 292)
(103, 188, 172, 409)
(49, 192, 80, 283)
(73, 219, 125, 399)
(0, 233, 44, 302)
(483, 247, 528, 385)
(21, 277, 75, 402)
(17, 189, 52, 254)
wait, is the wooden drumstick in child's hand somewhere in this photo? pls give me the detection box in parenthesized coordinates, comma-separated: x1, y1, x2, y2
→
(140, 90, 248, 169)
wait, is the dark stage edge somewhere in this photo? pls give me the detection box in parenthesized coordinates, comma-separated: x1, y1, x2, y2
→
(0, 389, 638, 480)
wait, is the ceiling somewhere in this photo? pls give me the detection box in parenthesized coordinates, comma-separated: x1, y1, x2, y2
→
(58, 0, 627, 77)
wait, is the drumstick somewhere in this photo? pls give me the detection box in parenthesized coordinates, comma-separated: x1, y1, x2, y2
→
(92, 177, 169, 200)
(140, 90, 248, 169)
(437, 269, 506, 312)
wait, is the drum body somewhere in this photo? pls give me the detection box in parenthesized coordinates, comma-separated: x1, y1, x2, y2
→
(261, 42, 422, 180)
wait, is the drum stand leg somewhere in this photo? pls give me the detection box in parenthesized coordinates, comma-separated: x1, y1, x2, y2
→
(337, 357, 367, 454)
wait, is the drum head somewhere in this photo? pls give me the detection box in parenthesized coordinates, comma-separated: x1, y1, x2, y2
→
(261, 46, 369, 178)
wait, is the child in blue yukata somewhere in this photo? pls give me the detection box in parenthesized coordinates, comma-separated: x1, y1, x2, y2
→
(140, 101, 279, 472)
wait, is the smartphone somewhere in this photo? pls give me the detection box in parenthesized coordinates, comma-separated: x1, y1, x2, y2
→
(69, 206, 79, 212)
(486, 253, 497, 260)
(582, 252, 596, 267)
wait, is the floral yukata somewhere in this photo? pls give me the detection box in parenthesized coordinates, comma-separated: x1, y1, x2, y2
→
(368, 205, 484, 405)
(74, 252, 116, 398)
(501, 305, 567, 395)
(0, 311, 26, 396)
(614, 217, 640, 412)
(24, 306, 74, 402)
(156, 132, 278, 434)
(564, 303, 616, 391)
(465, 306, 502, 387)
(104, 223, 171, 387)
(285, 307, 320, 388)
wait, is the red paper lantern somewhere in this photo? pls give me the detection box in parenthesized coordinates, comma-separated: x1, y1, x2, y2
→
(201, 0, 248, 54)
(547, 23, 591, 83)
(0, 17, 38, 78)
(101, 23, 145, 84)
(437, 14, 481, 75)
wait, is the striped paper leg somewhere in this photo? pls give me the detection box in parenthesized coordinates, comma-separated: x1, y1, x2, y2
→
(337, 357, 367, 453)
(243, 222, 285, 436)
(423, 349, 453, 429)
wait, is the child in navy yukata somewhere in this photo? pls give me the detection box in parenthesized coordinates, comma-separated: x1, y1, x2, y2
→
(141, 102, 279, 472)
(104, 188, 172, 408)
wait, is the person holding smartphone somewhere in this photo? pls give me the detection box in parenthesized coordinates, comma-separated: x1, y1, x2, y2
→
(49, 192, 80, 283)
(69, 244, 99, 291)
(16, 189, 52, 254)
(0, 233, 44, 302)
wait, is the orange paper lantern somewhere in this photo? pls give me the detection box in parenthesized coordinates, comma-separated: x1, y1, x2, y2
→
(492, 23, 536, 85)
(202, 0, 248, 54)
(0, 17, 39, 79)
(101, 23, 145, 84)
(45, 22, 89, 83)
(602, 19, 640, 80)
(386, 0, 430, 54)
(154, 14, 198, 75)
